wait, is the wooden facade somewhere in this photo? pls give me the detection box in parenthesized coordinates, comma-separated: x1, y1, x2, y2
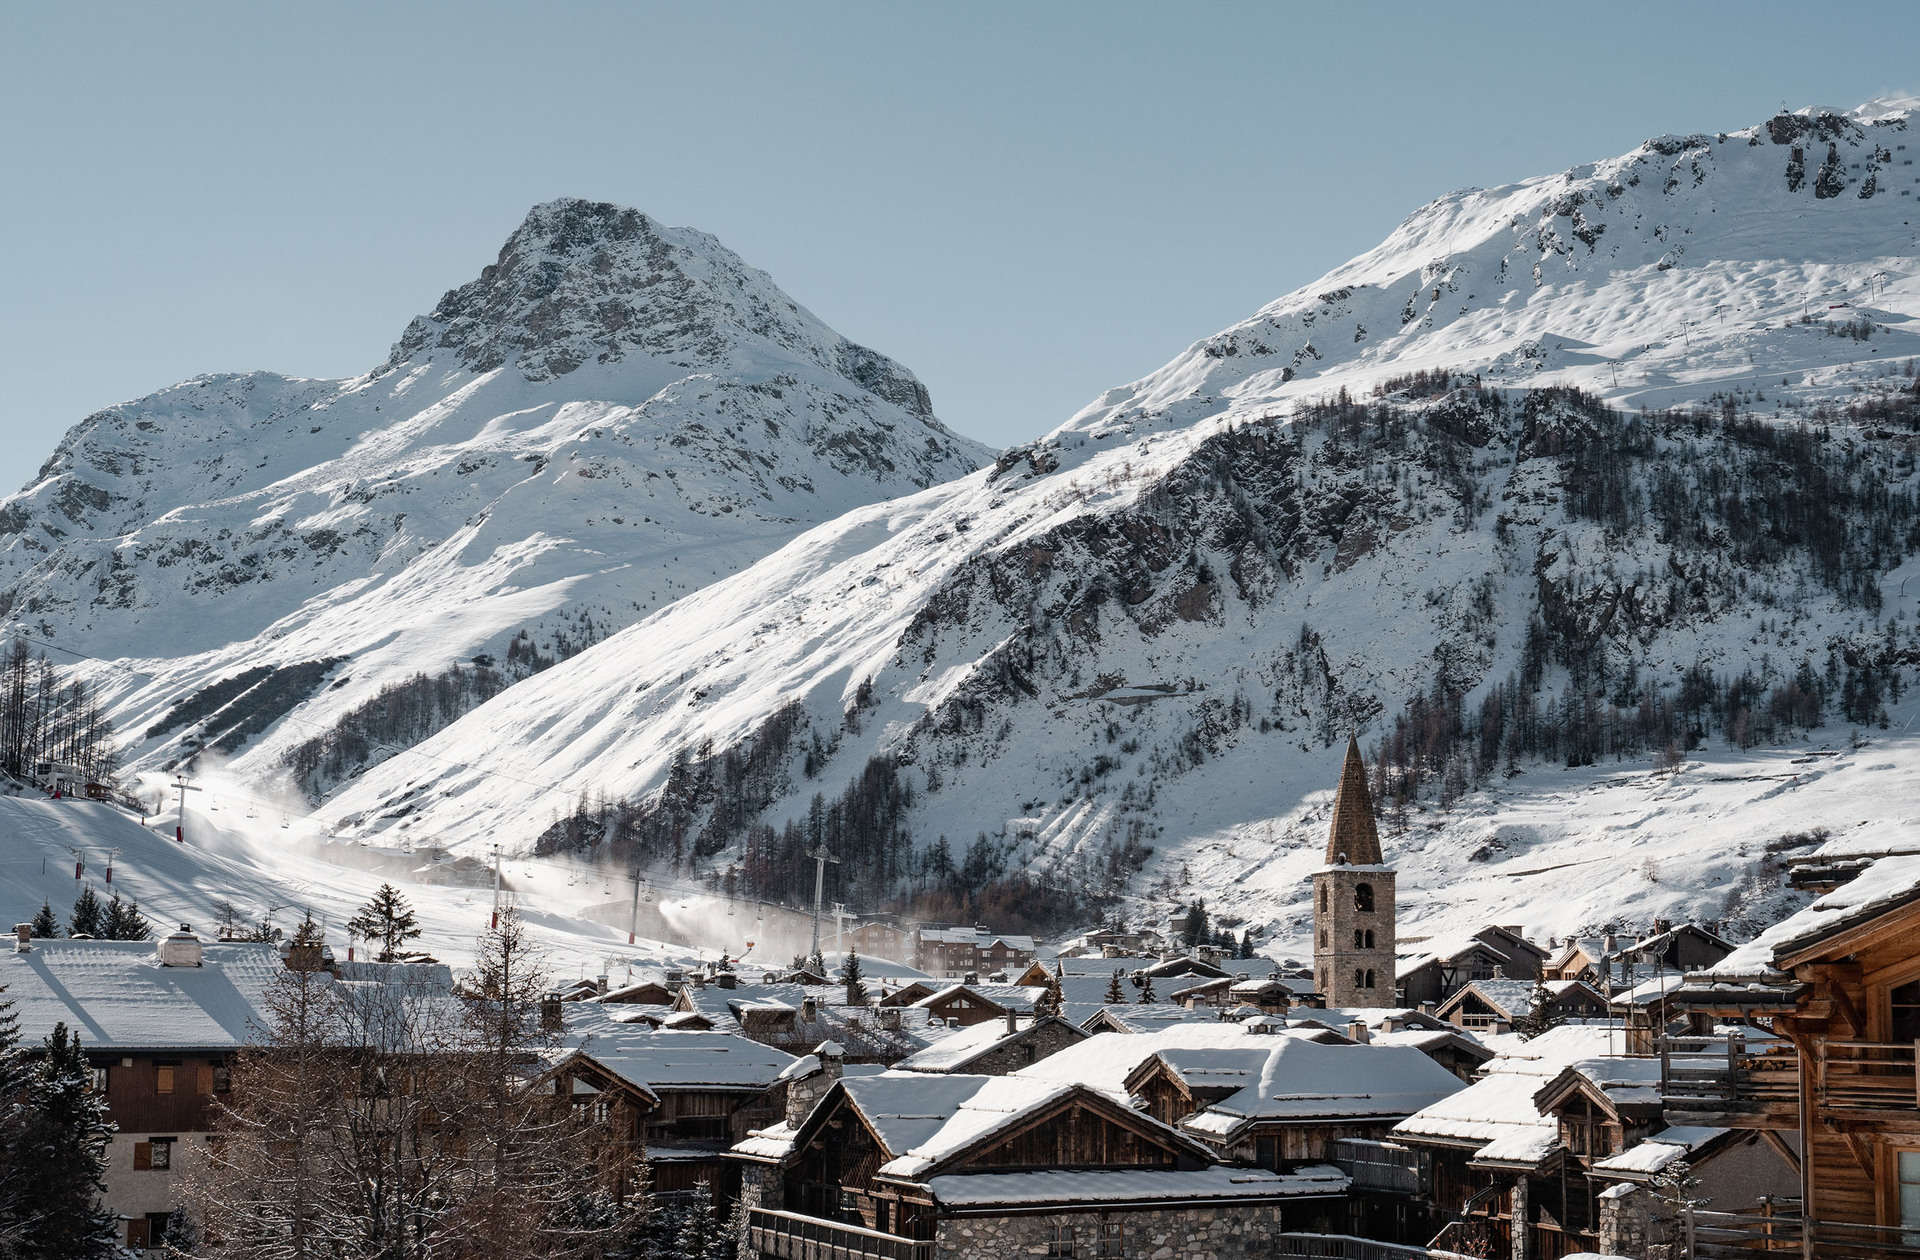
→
(1668, 890, 1920, 1247)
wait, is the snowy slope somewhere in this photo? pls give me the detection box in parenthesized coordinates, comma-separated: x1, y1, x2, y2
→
(0, 199, 990, 784)
(312, 97, 1920, 925)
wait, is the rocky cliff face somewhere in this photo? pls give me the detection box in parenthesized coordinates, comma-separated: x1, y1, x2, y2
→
(0, 198, 989, 779)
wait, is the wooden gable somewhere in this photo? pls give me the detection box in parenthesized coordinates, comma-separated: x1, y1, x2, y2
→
(602, 981, 672, 1005)
(879, 980, 940, 1007)
(924, 1087, 1206, 1179)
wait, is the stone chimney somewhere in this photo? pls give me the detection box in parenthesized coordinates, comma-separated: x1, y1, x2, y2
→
(596, 974, 609, 996)
(157, 926, 204, 968)
(539, 991, 564, 1034)
(1491, 964, 1505, 980)
(1005, 1008, 1018, 1035)
(284, 937, 325, 972)
(1653, 918, 1672, 936)
(1347, 1020, 1371, 1044)
(784, 1040, 845, 1127)
(1602, 932, 1619, 957)
(716, 971, 737, 990)
(14, 924, 31, 953)
(1419, 1001, 1436, 1015)
(801, 996, 818, 1023)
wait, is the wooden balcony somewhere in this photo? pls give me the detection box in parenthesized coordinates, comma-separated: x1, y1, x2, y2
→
(1657, 1033, 1799, 1124)
(1819, 1040, 1920, 1113)
(1330, 1138, 1427, 1196)
(747, 1208, 932, 1260)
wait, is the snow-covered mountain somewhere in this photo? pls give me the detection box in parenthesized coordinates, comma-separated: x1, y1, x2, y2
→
(0, 198, 990, 788)
(308, 98, 1920, 951)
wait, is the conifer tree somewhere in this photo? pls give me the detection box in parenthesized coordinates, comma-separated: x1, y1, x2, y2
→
(841, 950, 867, 1007)
(15, 1023, 117, 1259)
(29, 900, 58, 938)
(674, 1179, 716, 1260)
(1137, 975, 1157, 1003)
(0, 982, 32, 1256)
(68, 886, 104, 938)
(346, 883, 421, 961)
(102, 894, 151, 942)
(1104, 968, 1126, 1004)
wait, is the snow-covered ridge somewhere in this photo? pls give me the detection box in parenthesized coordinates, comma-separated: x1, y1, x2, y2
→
(310, 99, 1920, 955)
(0, 199, 991, 780)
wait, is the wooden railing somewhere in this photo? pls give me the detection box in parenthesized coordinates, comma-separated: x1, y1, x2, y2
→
(1657, 1033, 1798, 1109)
(1690, 1209, 1920, 1257)
(1330, 1138, 1426, 1195)
(1270, 1234, 1439, 1259)
(1819, 1039, 1920, 1111)
(747, 1208, 932, 1260)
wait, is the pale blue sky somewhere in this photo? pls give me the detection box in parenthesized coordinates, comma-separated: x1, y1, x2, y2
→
(2, 2, 1914, 487)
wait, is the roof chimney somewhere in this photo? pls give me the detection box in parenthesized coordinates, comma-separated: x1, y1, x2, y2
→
(802, 996, 818, 1022)
(1347, 1020, 1371, 1044)
(540, 992, 564, 1034)
(1005, 1008, 1017, 1035)
(1491, 964, 1505, 980)
(1602, 932, 1619, 957)
(14, 924, 31, 953)
(157, 925, 204, 968)
(815, 1040, 844, 1081)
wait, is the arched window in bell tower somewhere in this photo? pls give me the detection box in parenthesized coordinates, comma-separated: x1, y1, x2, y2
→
(1363, 969, 1376, 989)
(1319, 886, 1328, 912)
(1354, 883, 1375, 913)
(1364, 929, 1375, 949)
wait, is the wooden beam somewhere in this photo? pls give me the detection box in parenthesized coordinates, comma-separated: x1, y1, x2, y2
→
(1825, 978, 1867, 1039)
(1757, 1127, 1800, 1174)
(1844, 1130, 1877, 1176)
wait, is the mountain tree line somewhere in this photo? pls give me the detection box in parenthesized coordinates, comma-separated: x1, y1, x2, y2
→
(0, 640, 117, 786)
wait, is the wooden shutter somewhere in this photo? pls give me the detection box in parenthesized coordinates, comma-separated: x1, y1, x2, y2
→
(127, 1218, 150, 1249)
(197, 1064, 214, 1094)
(155, 1066, 174, 1094)
(133, 1141, 152, 1170)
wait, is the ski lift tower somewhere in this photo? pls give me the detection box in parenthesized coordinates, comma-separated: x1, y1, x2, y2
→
(806, 844, 839, 961)
(172, 776, 200, 844)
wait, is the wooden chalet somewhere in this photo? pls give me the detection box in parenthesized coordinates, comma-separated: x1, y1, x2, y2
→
(1434, 977, 1607, 1032)
(891, 1014, 1089, 1075)
(1398, 926, 1548, 1009)
(548, 1010, 795, 1196)
(732, 1046, 1349, 1260)
(1664, 854, 1920, 1255)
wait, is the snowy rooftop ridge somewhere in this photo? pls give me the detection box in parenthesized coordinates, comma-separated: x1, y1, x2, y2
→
(0, 937, 285, 1052)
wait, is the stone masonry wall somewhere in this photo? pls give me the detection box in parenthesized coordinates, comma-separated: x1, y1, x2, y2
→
(935, 1202, 1290, 1260)
(960, 1021, 1087, 1075)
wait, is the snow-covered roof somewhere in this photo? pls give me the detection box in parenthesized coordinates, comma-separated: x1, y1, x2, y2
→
(1539, 1056, 1666, 1113)
(1014, 1023, 1317, 1096)
(1162, 1039, 1463, 1137)
(1590, 1125, 1730, 1178)
(924, 1163, 1347, 1207)
(1396, 930, 1512, 976)
(1611, 974, 1687, 1009)
(1698, 855, 1920, 986)
(0, 938, 285, 1052)
(557, 1014, 796, 1091)
(893, 1015, 1084, 1073)
(1393, 1025, 1619, 1162)
(1078, 1003, 1222, 1033)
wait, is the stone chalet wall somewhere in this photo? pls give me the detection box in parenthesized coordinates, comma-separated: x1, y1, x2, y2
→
(936, 1202, 1290, 1260)
(959, 1022, 1086, 1075)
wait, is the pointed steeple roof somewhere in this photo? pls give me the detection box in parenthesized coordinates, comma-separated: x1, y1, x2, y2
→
(1324, 735, 1384, 866)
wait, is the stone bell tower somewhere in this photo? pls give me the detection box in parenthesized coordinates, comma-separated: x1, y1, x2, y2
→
(1312, 735, 1396, 1007)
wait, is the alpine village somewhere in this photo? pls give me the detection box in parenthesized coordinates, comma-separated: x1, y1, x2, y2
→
(8, 13, 1920, 1260)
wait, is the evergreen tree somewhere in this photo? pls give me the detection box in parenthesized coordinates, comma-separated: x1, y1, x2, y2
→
(806, 947, 826, 977)
(1104, 968, 1126, 1004)
(29, 901, 58, 939)
(1035, 971, 1063, 1019)
(1181, 900, 1208, 947)
(346, 883, 422, 961)
(15, 1023, 116, 1260)
(67, 886, 104, 938)
(101, 894, 151, 942)
(674, 1179, 716, 1260)
(0, 982, 33, 1258)
(1237, 931, 1256, 960)
(1137, 975, 1157, 1003)
(841, 950, 867, 1007)
(1513, 981, 1565, 1038)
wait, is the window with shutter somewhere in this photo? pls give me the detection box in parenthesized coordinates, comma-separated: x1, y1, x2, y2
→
(197, 1064, 214, 1094)
(133, 1141, 152, 1170)
(126, 1219, 150, 1249)
(155, 1065, 175, 1094)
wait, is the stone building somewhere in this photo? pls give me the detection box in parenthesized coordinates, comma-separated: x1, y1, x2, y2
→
(731, 1042, 1350, 1260)
(1313, 737, 1397, 1007)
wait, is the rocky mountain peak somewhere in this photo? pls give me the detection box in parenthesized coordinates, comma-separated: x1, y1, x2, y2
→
(379, 197, 932, 414)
